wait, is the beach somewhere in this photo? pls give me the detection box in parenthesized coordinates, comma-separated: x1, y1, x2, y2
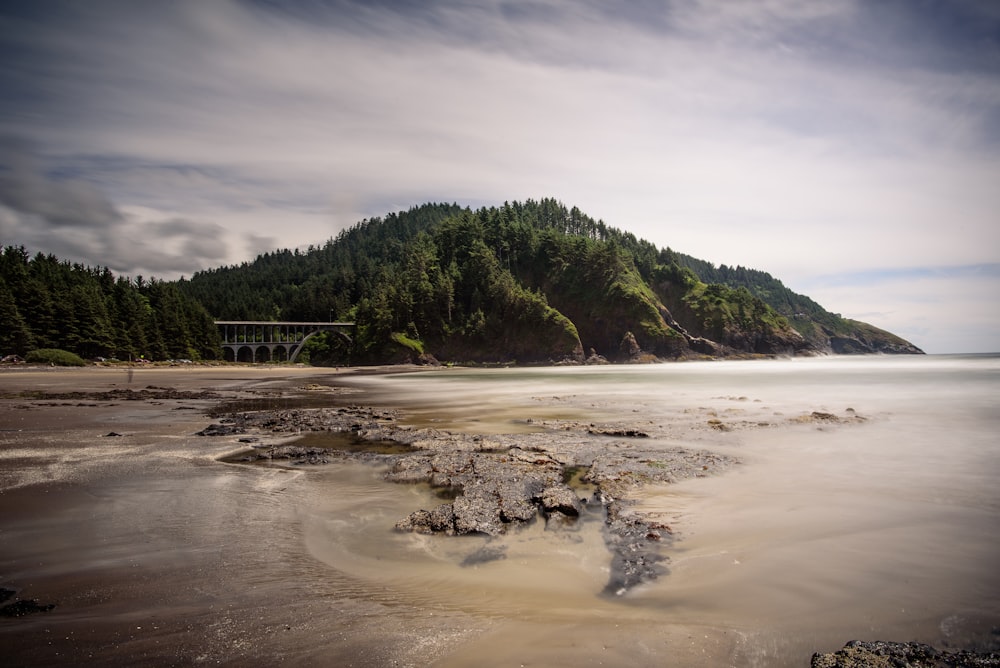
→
(0, 365, 745, 666)
(1, 360, 998, 667)
(0, 365, 458, 666)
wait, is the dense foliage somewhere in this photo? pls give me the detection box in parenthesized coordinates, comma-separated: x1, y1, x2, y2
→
(0, 246, 221, 361)
(2, 199, 919, 366)
(180, 199, 863, 364)
(24, 348, 86, 366)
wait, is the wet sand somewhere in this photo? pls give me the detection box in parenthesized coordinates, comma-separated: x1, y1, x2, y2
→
(0, 366, 471, 667)
(0, 365, 737, 667)
(5, 362, 996, 667)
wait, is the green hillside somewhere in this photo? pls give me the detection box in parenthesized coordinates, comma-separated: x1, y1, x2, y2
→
(0, 246, 220, 361)
(179, 199, 924, 365)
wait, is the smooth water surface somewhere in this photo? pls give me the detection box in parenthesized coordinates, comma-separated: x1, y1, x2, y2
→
(323, 355, 1000, 665)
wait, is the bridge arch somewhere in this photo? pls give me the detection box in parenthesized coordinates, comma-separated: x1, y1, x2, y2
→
(215, 321, 355, 363)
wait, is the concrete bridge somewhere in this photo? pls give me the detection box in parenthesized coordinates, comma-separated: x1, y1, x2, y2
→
(216, 321, 355, 363)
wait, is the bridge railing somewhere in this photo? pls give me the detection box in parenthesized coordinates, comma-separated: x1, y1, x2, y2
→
(215, 321, 355, 363)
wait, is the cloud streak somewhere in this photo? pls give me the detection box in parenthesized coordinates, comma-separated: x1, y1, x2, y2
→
(0, 139, 231, 276)
(0, 0, 998, 351)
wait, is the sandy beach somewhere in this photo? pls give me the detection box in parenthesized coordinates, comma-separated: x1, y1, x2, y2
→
(0, 365, 472, 667)
(0, 365, 734, 667)
(2, 361, 997, 667)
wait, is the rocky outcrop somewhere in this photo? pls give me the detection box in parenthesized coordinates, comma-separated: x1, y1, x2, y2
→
(811, 640, 1000, 668)
(618, 331, 642, 360)
(827, 335, 924, 355)
(584, 348, 610, 365)
(809, 319, 924, 355)
(388, 450, 577, 536)
(208, 403, 742, 594)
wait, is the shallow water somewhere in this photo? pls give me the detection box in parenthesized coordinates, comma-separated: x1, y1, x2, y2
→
(323, 355, 1000, 665)
(1, 357, 997, 666)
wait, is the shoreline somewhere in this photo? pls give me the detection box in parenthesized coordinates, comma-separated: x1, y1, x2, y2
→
(1, 364, 995, 667)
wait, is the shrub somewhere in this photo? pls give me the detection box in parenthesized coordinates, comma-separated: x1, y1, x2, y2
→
(390, 332, 424, 354)
(25, 348, 87, 367)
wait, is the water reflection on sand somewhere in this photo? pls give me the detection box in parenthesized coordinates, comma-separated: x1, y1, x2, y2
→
(0, 358, 998, 667)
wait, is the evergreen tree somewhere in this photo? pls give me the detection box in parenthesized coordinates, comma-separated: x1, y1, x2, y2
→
(0, 280, 33, 355)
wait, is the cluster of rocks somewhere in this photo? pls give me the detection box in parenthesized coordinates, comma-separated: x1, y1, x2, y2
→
(5, 386, 221, 402)
(194, 395, 998, 661)
(387, 449, 583, 536)
(793, 410, 867, 425)
(383, 439, 725, 594)
(811, 640, 1000, 668)
(225, 444, 334, 465)
(199, 401, 734, 594)
(197, 405, 397, 437)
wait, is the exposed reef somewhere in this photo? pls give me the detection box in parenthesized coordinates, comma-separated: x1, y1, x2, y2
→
(811, 640, 1000, 668)
(199, 396, 864, 595)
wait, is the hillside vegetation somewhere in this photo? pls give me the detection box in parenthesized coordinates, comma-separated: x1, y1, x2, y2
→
(0, 200, 921, 365)
(180, 199, 923, 364)
(0, 246, 220, 361)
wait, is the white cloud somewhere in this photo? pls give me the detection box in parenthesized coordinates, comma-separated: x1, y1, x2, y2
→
(0, 0, 997, 351)
(802, 266, 1000, 354)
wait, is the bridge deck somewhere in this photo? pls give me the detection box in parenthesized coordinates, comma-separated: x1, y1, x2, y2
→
(214, 321, 355, 326)
(215, 321, 355, 363)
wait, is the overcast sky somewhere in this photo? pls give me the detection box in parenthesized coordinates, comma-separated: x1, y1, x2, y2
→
(1, 1, 998, 353)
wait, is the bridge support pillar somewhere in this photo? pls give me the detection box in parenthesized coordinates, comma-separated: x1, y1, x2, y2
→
(215, 321, 355, 364)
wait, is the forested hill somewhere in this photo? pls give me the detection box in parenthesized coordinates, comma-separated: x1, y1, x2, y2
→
(0, 246, 220, 361)
(180, 199, 923, 365)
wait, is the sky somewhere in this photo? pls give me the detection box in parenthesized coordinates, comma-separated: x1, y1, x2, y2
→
(1, 1, 998, 354)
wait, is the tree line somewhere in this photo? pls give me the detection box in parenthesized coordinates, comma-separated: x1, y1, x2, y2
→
(2, 198, 905, 365)
(0, 246, 220, 361)
(180, 199, 818, 363)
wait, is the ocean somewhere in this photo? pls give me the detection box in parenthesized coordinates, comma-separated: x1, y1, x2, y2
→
(314, 354, 1000, 666)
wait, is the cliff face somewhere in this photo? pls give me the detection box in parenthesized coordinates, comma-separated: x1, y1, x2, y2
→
(651, 275, 815, 358)
(824, 320, 924, 355)
(673, 255, 925, 357)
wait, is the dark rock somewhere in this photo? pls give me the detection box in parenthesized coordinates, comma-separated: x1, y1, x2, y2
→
(587, 427, 649, 438)
(810, 640, 1000, 668)
(585, 348, 610, 365)
(103, 431, 123, 437)
(460, 544, 508, 567)
(20, 388, 221, 402)
(497, 479, 543, 523)
(602, 500, 669, 596)
(0, 597, 56, 617)
(686, 336, 722, 356)
(453, 484, 505, 535)
(385, 455, 437, 484)
(619, 331, 641, 359)
(196, 423, 245, 437)
(543, 510, 580, 531)
(263, 446, 330, 464)
(395, 504, 457, 535)
(538, 485, 582, 518)
(416, 353, 441, 366)
(392, 451, 563, 537)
